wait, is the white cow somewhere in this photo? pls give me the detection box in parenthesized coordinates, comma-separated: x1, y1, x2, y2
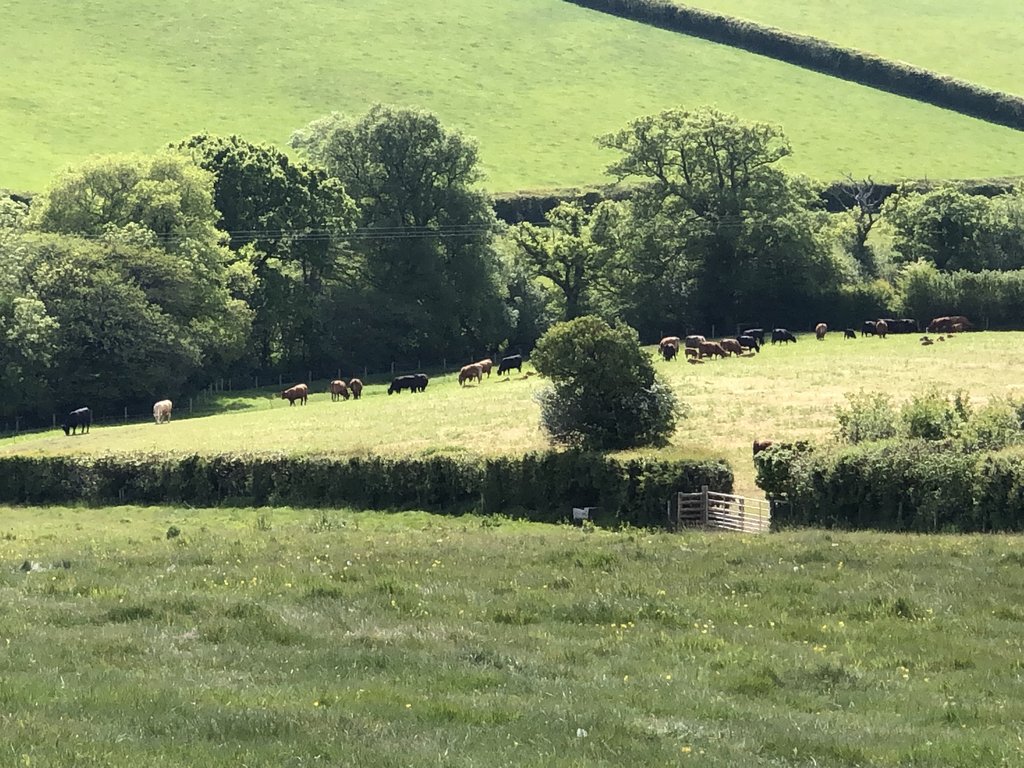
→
(153, 399, 173, 424)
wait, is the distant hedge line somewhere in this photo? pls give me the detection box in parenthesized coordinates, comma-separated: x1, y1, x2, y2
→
(565, 0, 1024, 132)
(756, 440, 1024, 532)
(0, 452, 732, 527)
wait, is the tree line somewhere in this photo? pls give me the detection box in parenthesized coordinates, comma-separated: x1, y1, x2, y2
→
(2, 103, 1023, 421)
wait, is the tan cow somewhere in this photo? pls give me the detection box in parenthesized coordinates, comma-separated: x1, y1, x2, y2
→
(475, 358, 493, 377)
(698, 341, 727, 359)
(348, 378, 363, 399)
(329, 379, 350, 401)
(459, 363, 483, 386)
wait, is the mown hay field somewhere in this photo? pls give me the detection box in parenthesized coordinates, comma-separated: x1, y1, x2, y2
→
(5, 0, 1024, 194)
(5, 331, 1024, 496)
(687, 0, 1024, 95)
(2, 506, 1023, 766)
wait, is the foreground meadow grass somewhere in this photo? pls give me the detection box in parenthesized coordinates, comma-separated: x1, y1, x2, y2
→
(1, 506, 1023, 766)
(6, 0, 1024, 193)
(5, 331, 1024, 496)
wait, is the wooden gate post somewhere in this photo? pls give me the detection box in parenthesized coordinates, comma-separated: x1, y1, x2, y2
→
(700, 485, 709, 526)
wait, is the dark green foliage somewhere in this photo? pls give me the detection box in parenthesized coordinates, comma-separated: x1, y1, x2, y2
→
(898, 261, 1024, 329)
(565, 0, 1024, 131)
(532, 316, 680, 449)
(0, 452, 731, 528)
(834, 391, 898, 444)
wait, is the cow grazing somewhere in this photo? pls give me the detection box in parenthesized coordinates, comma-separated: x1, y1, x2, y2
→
(349, 378, 363, 399)
(719, 338, 744, 357)
(329, 379, 350, 401)
(497, 355, 523, 376)
(742, 328, 766, 345)
(860, 320, 876, 337)
(413, 373, 429, 392)
(771, 328, 797, 344)
(752, 439, 774, 456)
(815, 322, 828, 340)
(684, 335, 706, 350)
(844, 328, 857, 339)
(737, 335, 760, 353)
(875, 319, 888, 338)
(153, 399, 173, 424)
(698, 340, 727, 359)
(459, 363, 483, 386)
(281, 383, 308, 406)
(927, 315, 971, 334)
(475, 358, 493, 377)
(660, 341, 679, 361)
(62, 407, 92, 436)
(388, 375, 417, 395)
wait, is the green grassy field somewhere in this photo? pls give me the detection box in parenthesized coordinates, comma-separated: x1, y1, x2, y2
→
(687, 0, 1024, 96)
(2, 505, 1023, 766)
(5, 331, 1024, 497)
(5, 0, 1024, 195)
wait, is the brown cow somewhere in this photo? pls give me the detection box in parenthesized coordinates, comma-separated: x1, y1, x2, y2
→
(475, 358, 493, 377)
(698, 341, 727, 359)
(684, 347, 699, 359)
(719, 338, 744, 357)
(684, 335, 705, 350)
(815, 322, 828, 340)
(927, 315, 971, 334)
(329, 379, 350, 401)
(281, 383, 308, 406)
(875, 319, 888, 338)
(349, 378, 363, 399)
(459, 363, 483, 386)
(752, 439, 774, 456)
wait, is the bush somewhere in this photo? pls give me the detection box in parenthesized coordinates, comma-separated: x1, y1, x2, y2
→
(899, 388, 970, 441)
(532, 316, 680, 449)
(834, 391, 897, 444)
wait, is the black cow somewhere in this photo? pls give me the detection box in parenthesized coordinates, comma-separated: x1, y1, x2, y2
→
(387, 375, 417, 395)
(741, 328, 766, 345)
(771, 328, 797, 345)
(892, 318, 918, 334)
(844, 328, 857, 339)
(660, 342, 679, 361)
(860, 320, 877, 337)
(737, 335, 760, 353)
(497, 354, 523, 376)
(62, 407, 92, 436)
(413, 373, 429, 392)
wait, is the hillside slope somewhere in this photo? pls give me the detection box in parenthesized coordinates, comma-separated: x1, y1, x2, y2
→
(4, 0, 1024, 193)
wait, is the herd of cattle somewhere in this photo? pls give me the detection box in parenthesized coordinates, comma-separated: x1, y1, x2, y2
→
(58, 354, 528, 436)
(657, 315, 973, 362)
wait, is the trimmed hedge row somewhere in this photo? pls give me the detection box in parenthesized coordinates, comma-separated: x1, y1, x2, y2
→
(565, 0, 1024, 132)
(0, 452, 732, 527)
(756, 440, 1024, 532)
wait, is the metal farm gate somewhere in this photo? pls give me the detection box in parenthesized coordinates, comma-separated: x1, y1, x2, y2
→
(673, 486, 771, 533)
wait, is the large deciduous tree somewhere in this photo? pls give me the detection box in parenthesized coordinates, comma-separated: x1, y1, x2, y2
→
(291, 105, 509, 363)
(174, 134, 357, 368)
(598, 107, 837, 335)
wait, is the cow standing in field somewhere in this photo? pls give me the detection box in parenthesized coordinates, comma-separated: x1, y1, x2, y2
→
(844, 328, 857, 339)
(413, 373, 429, 392)
(737, 335, 760, 353)
(349, 378, 363, 399)
(62, 407, 92, 436)
(927, 315, 971, 334)
(752, 439, 774, 457)
(815, 323, 828, 340)
(771, 328, 797, 344)
(741, 329, 766, 345)
(860, 320, 876, 337)
(329, 380, 350, 401)
(497, 355, 523, 376)
(281, 383, 308, 406)
(699, 340, 727, 359)
(459, 363, 483, 386)
(153, 399, 173, 424)
(475, 359, 493, 378)
(875, 319, 889, 338)
(719, 338, 744, 357)
(684, 335, 705, 352)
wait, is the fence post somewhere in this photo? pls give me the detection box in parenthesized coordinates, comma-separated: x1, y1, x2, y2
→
(124, 406, 128, 424)
(308, 370, 312, 384)
(442, 358, 446, 372)
(363, 366, 368, 380)
(391, 362, 395, 375)
(15, 416, 20, 434)
(278, 374, 282, 387)
(338, 368, 342, 380)
(228, 378, 232, 391)
(255, 375, 259, 389)
(189, 397, 193, 415)
(52, 413, 56, 429)
(700, 485, 709, 526)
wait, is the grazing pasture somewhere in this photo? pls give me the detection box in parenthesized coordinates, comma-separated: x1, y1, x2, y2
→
(5, 0, 1024, 193)
(4, 332, 1024, 495)
(2, 506, 1023, 766)
(687, 0, 1024, 95)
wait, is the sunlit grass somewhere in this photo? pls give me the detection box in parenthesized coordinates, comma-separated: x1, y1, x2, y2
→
(1, 506, 1023, 766)
(5, 0, 1024, 195)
